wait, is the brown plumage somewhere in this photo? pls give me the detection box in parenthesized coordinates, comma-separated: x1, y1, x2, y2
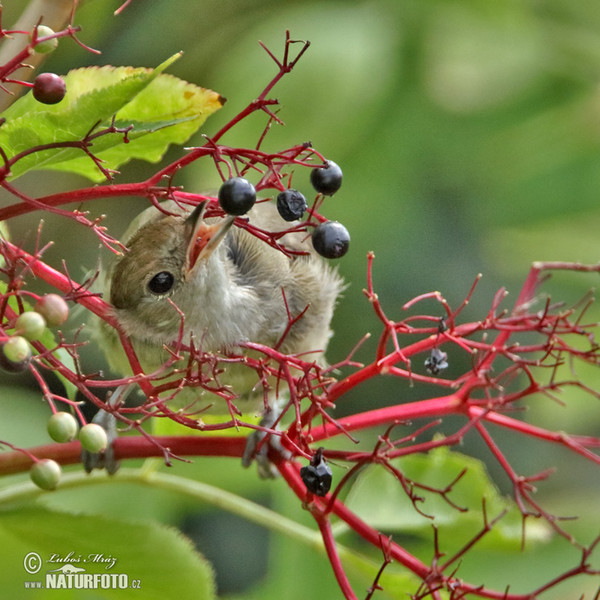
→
(97, 199, 343, 413)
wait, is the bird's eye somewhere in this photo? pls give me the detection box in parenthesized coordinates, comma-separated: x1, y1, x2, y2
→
(147, 271, 175, 295)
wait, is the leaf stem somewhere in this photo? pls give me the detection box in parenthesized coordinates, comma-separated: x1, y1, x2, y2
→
(0, 467, 383, 583)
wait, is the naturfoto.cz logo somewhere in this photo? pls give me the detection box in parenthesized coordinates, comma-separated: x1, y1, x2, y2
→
(22, 552, 141, 590)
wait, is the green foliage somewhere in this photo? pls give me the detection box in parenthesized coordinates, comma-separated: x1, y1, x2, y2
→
(0, 505, 215, 599)
(1, 1, 599, 598)
(0, 54, 223, 182)
(345, 445, 549, 553)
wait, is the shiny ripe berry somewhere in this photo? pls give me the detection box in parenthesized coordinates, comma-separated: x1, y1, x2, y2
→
(32, 73, 66, 105)
(30, 458, 62, 490)
(15, 311, 47, 341)
(310, 160, 343, 196)
(30, 25, 59, 54)
(47, 411, 79, 443)
(79, 423, 108, 453)
(218, 177, 256, 216)
(311, 221, 350, 259)
(276, 189, 307, 222)
(34, 294, 69, 327)
(300, 449, 332, 497)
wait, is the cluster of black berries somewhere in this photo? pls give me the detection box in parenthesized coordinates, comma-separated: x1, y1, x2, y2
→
(217, 159, 350, 259)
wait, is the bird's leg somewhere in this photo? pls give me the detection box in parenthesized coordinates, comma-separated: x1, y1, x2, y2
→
(241, 398, 291, 478)
(81, 384, 133, 474)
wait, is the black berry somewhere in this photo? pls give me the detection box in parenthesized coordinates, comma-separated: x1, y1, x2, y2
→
(311, 221, 350, 259)
(300, 449, 332, 497)
(32, 73, 66, 105)
(276, 189, 307, 221)
(218, 177, 256, 216)
(310, 160, 343, 195)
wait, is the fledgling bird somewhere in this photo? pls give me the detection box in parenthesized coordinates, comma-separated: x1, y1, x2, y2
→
(93, 198, 344, 472)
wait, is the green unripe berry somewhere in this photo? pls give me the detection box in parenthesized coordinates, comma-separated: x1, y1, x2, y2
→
(0, 337, 32, 373)
(79, 423, 108, 453)
(34, 294, 69, 327)
(15, 311, 47, 341)
(47, 411, 79, 443)
(2, 336, 32, 363)
(30, 459, 61, 490)
(30, 25, 59, 54)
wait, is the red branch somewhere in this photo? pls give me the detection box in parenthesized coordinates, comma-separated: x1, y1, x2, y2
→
(0, 27, 598, 600)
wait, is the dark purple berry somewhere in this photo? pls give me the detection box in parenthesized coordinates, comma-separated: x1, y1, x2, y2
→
(276, 189, 307, 221)
(218, 177, 256, 216)
(310, 160, 343, 195)
(300, 449, 332, 497)
(32, 73, 66, 105)
(311, 221, 350, 259)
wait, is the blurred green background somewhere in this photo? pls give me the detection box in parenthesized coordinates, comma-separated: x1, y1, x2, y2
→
(1, 0, 599, 598)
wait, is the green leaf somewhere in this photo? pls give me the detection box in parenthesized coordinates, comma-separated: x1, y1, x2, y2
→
(0, 505, 215, 599)
(344, 445, 551, 553)
(0, 55, 224, 182)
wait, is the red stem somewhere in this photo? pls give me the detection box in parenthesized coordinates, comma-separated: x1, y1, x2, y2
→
(0, 436, 246, 475)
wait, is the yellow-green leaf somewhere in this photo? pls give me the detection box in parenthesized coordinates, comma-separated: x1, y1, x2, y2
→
(0, 55, 224, 182)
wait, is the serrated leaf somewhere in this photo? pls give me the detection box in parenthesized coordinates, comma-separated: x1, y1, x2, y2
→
(344, 445, 551, 553)
(0, 505, 215, 599)
(0, 55, 224, 182)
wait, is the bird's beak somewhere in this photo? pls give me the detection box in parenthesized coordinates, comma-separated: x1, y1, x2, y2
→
(184, 202, 236, 278)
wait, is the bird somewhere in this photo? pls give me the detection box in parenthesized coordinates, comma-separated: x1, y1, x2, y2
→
(91, 197, 344, 474)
